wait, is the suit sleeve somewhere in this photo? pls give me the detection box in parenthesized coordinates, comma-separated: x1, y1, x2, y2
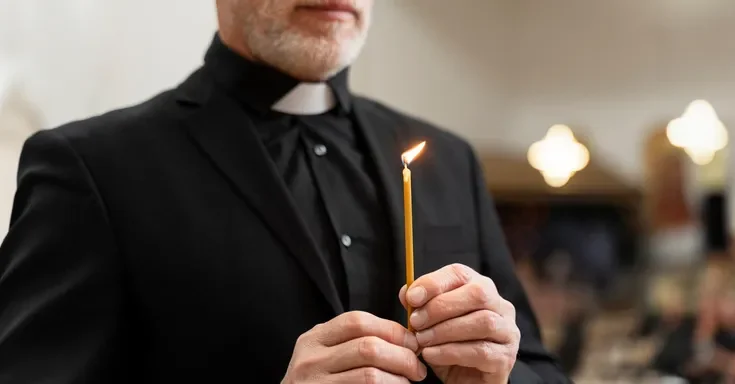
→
(0, 130, 127, 383)
(468, 147, 570, 383)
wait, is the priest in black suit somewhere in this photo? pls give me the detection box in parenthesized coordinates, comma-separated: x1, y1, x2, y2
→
(0, 0, 568, 383)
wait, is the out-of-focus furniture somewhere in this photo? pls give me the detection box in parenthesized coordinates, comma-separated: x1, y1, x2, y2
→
(480, 151, 642, 272)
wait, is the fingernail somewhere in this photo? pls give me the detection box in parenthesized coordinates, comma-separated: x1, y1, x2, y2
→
(404, 332, 419, 351)
(416, 329, 434, 346)
(410, 309, 427, 329)
(407, 286, 426, 306)
(419, 362, 428, 379)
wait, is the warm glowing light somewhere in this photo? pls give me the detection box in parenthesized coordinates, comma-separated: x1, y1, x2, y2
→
(401, 141, 426, 166)
(527, 125, 589, 188)
(667, 99, 728, 165)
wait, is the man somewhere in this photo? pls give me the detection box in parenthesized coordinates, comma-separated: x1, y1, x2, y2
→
(0, 0, 567, 382)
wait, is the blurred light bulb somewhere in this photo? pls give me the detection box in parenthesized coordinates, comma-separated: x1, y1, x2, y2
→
(527, 124, 589, 188)
(683, 99, 718, 121)
(685, 148, 716, 166)
(541, 173, 572, 188)
(667, 100, 728, 165)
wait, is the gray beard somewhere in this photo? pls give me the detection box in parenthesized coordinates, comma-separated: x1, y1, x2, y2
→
(243, 19, 366, 81)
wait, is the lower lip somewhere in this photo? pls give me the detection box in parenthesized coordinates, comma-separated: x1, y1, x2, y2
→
(298, 7, 355, 21)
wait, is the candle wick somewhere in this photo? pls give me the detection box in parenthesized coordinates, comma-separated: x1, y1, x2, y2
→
(402, 158, 408, 168)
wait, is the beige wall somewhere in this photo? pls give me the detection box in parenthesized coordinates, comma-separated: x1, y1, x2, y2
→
(350, 1, 511, 146)
(0, 0, 217, 129)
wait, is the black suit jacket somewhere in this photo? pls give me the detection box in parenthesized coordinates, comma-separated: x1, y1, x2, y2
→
(0, 68, 568, 383)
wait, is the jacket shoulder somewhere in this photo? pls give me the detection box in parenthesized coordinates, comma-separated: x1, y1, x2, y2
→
(47, 89, 179, 145)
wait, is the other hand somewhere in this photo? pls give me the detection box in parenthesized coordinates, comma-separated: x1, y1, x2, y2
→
(281, 311, 427, 384)
(400, 264, 520, 384)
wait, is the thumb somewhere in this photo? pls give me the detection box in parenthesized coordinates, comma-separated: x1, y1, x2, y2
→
(398, 284, 409, 310)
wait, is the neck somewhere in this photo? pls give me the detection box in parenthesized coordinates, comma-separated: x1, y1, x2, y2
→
(217, 29, 255, 64)
(218, 30, 335, 82)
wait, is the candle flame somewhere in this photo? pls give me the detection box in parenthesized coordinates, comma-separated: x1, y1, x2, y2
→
(401, 141, 426, 166)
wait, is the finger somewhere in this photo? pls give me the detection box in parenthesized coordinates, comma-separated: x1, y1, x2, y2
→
(316, 311, 419, 351)
(398, 284, 408, 309)
(326, 367, 411, 384)
(410, 278, 514, 330)
(416, 310, 515, 347)
(422, 341, 516, 376)
(326, 336, 428, 382)
(406, 264, 479, 308)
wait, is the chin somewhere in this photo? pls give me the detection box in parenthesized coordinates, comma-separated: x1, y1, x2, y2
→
(270, 35, 364, 80)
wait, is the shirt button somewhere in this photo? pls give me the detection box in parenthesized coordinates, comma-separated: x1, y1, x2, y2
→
(341, 234, 352, 248)
(313, 144, 328, 157)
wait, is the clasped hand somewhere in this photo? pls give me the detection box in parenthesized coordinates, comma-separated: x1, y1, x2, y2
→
(401, 264, 520, 383)
(281, 264, 520, 384)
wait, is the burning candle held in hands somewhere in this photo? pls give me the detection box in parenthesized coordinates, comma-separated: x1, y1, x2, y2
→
(401, 141, 426, 332)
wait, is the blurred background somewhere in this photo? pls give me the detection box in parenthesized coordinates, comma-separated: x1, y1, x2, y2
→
(2, 0, 735, 382)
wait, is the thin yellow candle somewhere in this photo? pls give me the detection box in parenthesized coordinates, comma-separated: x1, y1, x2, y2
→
(401, 141, 426, 332)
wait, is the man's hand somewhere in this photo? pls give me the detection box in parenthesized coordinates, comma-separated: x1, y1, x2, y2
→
(399, 264, 521, 384)
(281, 311, 427, 384)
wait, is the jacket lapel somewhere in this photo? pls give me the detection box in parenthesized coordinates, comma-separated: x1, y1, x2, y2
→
(177, 71, 344, 314)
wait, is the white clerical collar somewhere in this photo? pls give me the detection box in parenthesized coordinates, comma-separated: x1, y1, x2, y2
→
(271, 82, 336, 115)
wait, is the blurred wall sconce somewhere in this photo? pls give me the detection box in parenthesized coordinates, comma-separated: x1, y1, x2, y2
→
(527, 124, 590, 188)
(667, 99, 728, 165)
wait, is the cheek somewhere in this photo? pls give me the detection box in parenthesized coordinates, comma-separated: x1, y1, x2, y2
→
(258, 0, 291, 21)
(257, 5, 296, 32)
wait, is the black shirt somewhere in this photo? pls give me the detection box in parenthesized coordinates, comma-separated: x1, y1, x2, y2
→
(202, 36, 396, 318)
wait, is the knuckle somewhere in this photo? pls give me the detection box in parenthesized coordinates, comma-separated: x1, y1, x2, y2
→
(430, 300, 448, 319)
(482, 275, 498, 291)
(344, 311, 370, 334)
(358, 336, 383, 362)
(482, 345, 516, 375)
(449, 263, 474, 284)
(390, 323, 406, 346)
(294, 354, 321, 374)
(480, 310, 498, 334)
(504, 300, 517, 318)
(477, 344, 502, 374)
(440, 345, 461, 361)
(296, 325, 318, 346)
(486, 358, 505, 375)
(496, 349, 516, 375)
(295, 331, 310, 346)
(476, 341, 495, 361)
(513, 324, 522, 341)
(403, 350, 420, 374)
(362, 367, 383, 384)
(469, 282, 490, 304)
